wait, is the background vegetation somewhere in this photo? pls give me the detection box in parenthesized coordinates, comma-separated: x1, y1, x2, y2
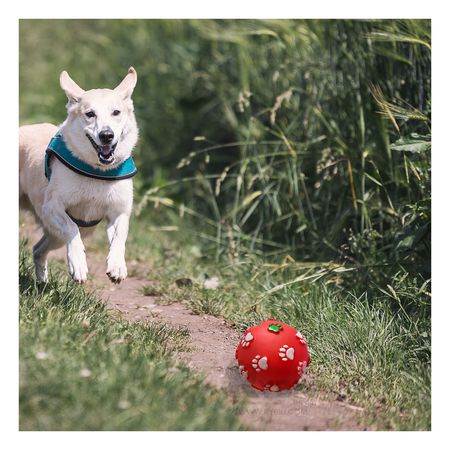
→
(19, 19, 431, 430)
(20, 19, 431, 281)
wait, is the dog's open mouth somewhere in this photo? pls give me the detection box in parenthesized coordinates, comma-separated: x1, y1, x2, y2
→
(86, 134, 117, 165)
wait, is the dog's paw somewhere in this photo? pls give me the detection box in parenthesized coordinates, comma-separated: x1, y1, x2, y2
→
(34, 257, 48, 283)
(106, 256, 127, 284)
(35, 265, 49, 283)
(67, 244, 88, 283)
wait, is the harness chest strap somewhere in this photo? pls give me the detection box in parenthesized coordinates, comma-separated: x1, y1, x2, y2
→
(66, 211, 103, 228)
(45, 133, 138, 227)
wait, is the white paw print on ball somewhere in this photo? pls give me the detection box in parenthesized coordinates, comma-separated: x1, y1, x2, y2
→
(296, 331, 307, 344)
(240, 332, 254, 347)
(264, 384, 280, 392)
(252, 355, 268, 371)
(279, 344, 295, 361)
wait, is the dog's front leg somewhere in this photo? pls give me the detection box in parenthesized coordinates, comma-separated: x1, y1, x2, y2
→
(42, 194, 88, 283)
(106, 212, 130, 283)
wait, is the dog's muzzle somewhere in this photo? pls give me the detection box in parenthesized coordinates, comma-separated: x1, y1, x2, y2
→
(86, 134, 117, 165)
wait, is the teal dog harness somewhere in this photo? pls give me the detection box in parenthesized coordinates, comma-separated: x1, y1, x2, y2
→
(45, 133, 137, 181)
(45, 133, 137, 227)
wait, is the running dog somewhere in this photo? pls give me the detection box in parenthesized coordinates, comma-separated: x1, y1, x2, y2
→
(19, 68, 139, 283)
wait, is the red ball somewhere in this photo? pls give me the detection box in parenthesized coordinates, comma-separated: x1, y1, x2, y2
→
(235, 319, 311, 392)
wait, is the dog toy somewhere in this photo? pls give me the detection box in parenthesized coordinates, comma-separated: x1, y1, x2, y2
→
(235, 319, 310, 391)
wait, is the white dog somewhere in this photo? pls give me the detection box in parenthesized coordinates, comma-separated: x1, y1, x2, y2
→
(19, 68, 139, 284)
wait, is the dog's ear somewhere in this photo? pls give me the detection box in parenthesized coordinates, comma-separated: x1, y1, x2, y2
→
(59, 71, 85, 103)
(115, 67, 137, 100)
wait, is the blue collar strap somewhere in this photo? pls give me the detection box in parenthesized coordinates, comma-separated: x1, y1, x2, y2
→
(45, 133, 138, 181)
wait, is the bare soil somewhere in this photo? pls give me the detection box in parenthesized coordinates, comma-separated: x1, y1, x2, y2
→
(20, 215, 368, 431)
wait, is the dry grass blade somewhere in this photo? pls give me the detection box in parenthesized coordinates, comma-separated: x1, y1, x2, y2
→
(370, 84, 400, 133)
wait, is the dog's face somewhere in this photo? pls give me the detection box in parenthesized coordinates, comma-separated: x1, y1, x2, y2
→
(60, 68, 138, 168)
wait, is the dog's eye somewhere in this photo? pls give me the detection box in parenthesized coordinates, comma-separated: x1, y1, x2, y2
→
(112, 110, 121, 116)
(85, 111, 96, 118)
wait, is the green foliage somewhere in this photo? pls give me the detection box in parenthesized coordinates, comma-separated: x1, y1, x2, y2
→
(390, 133, 431, 153)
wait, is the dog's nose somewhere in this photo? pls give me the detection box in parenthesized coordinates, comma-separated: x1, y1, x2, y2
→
(99, 128, 114, 144)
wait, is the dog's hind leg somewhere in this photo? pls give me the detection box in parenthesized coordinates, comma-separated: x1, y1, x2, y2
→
(33, 232, 63, 282)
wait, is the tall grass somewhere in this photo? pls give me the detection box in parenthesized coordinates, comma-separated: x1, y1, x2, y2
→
(133, 20, 431, 289)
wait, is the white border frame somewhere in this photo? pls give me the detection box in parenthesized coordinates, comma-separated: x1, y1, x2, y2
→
(2, 1, 446, 447)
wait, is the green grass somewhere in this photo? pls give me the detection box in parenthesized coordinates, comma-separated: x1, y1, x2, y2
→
(121, 213, 431, 431)
(19, 241, 244, 431)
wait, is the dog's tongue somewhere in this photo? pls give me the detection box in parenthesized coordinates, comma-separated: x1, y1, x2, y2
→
(100, 145, 112, 156)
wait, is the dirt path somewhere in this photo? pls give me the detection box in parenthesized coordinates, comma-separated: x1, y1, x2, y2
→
(20, 215, 367, 431)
